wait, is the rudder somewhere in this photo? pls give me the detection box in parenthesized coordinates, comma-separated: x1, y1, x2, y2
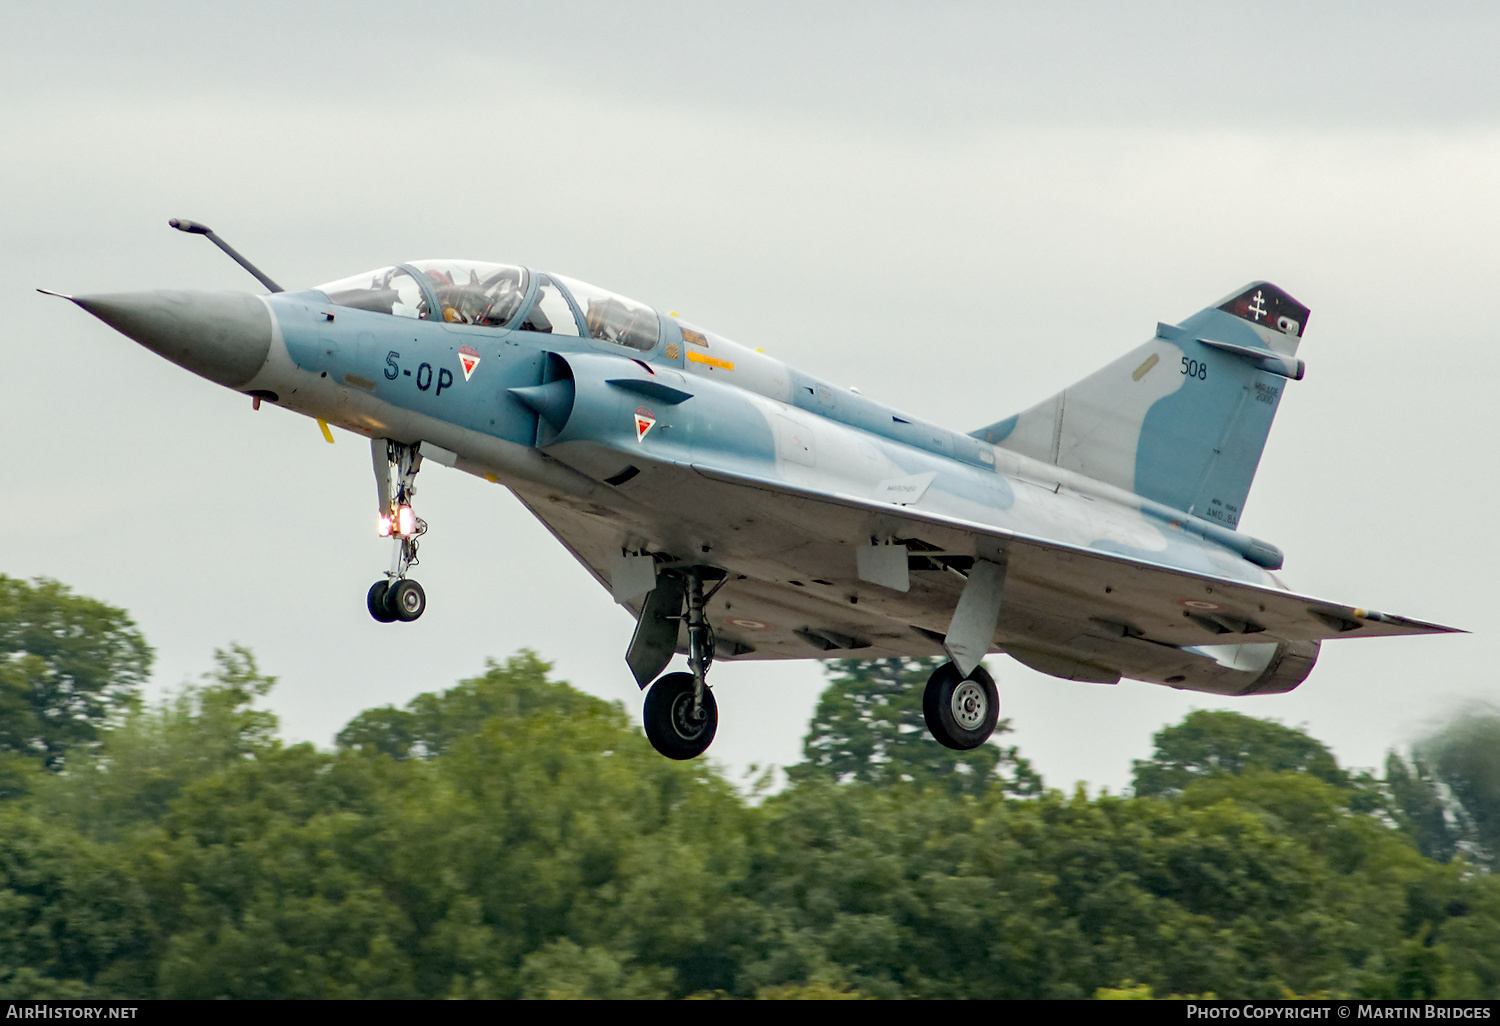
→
(972, 283, 1310, 529)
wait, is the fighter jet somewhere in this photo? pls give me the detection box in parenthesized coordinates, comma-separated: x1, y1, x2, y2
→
(51, 220, 1458, 760)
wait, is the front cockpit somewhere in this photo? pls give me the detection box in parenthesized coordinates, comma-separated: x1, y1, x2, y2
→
(316, 261, 529, 327)
(315, 260, 661, 351)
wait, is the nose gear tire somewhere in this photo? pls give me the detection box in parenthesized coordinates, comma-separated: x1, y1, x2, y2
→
(367, 581, 397, 623)
(388, 579, 426, 622)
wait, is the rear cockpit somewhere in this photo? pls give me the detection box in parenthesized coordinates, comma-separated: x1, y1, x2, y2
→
(315, 261, 661, 351)
(548, 273, 659, 351)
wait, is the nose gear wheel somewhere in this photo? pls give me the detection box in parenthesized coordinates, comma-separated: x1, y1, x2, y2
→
(367, 439, 429, 623)
(367, 580, 396, 623)
(387, 579, 426, 622)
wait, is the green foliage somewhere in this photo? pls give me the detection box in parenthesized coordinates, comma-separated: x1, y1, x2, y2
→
(1132, 709, 1350, 798)
(740, 772, 1472, 1000)
(149, 746, 421, 999)
(96, 650, 760, 999)
(36, 645, 279, 840)
(1413, 706, 1500, 867)
(752, 979, 871, 999)
(0, 805, 153, 998)
(1094, 981, 1220, 999)
(335, 650, 594, 759)
(519, 940, 674, 999)
(0, 576, 152, 772)
(400, 695, 755, 999)
(8, 577, 1500, 1000)
(1386, 750, 1461, 863)
(793, 658, 1041, 797)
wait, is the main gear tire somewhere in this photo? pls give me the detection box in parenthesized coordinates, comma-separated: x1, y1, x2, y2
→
(643, 672, 718, 760)
(923, 662, 999, 751)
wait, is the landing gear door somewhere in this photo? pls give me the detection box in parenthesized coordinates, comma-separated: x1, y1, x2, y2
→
(627, 575, 685, 688)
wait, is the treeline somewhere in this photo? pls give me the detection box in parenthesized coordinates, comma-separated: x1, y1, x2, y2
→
(1, 575, 1498, 999)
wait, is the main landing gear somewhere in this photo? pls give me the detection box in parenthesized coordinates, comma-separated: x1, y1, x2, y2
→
(643, 672, 718, 761)
(627, 567, 1001, 759)
(639, 568, 722, 760)
(923, 661, 999, 750)
(367, 439, 428, 624)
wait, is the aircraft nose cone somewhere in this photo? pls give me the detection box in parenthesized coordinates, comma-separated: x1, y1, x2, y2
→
(71, 290, 272, 389)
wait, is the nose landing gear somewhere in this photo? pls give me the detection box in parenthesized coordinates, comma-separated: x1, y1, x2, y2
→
(370, 577, 426, 622)
(367, 439, 428, 624)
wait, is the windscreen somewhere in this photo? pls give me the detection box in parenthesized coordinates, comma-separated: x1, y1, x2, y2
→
(316, 266, 430, 319)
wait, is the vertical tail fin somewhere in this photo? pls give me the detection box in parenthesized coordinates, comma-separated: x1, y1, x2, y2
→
(972, 283, 1310, 529)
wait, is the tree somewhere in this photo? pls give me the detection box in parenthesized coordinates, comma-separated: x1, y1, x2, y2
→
(792, 658, 1041, 797)
(37, 645, 279, 838)
(518, 940, 674, 999)
(1132, 710, 1350, 798)
(0, 576, 152, 771)
(335, 650, 594, 760)
(0, 804, 154, 998)
(1385, 751, 1463, 863)
(1412, 705, 1500, 867)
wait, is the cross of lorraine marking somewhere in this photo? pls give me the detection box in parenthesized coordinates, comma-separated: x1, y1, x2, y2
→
(1248, 290, 1267, 321)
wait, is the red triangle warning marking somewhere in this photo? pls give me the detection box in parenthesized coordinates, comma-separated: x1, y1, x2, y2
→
(635, 407, 656, 442)
(458, 346, 481, 381)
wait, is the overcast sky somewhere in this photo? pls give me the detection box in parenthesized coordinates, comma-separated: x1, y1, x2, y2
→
(4, 1, 1495, 792)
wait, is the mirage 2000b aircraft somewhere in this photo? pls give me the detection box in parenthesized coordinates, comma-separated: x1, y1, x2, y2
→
(54, 220, 1457, 760)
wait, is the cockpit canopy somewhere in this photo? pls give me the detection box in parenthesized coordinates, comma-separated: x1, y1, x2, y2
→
(549, 274, 660, 352)
(315, 260, 661, 351)
(316, 260, 528, 327)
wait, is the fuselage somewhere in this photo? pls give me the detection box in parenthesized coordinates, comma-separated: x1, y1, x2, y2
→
(248, 261, 1284, 590)
(66, 255, 1463, 737)
(71, 259, 1305, 696)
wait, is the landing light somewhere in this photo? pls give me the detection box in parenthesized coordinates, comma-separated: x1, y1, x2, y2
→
(378, 514, 393, 538)
(398, 506, 416, 537)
